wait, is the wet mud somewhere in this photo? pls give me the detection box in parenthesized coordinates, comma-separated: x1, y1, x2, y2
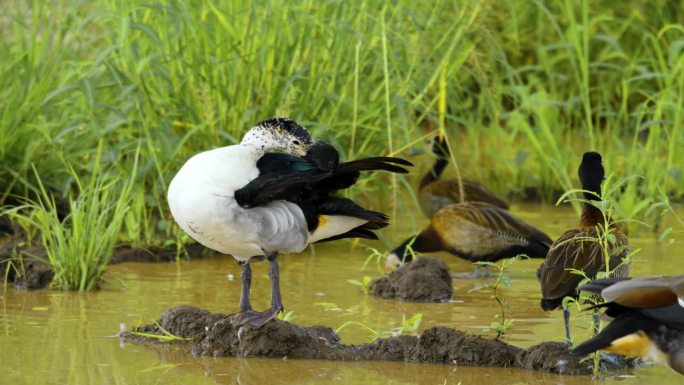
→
(123, 306, 634, 375)
(370, 257, 452, 302)
(0, 225, 53, 290)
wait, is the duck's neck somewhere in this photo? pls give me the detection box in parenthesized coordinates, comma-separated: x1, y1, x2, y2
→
(419, 158, 448, 189)
(239, 142, 268, 164)
(580, 188, 603, 228)
(390, 227, 443, 262)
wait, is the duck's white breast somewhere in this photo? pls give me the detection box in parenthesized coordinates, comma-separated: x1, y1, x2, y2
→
(168, 145, 264, 258)
(168, 145, 312, 260)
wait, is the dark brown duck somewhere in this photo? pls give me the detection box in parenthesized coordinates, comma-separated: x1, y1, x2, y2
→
(385, 201, 552, 277)
(537, 151, 631, 343)
(418, 135, 508, 218)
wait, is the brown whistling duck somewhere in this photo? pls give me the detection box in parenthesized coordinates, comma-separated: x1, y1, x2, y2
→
(418, 135, 508, 218)
(573, 275, 684, 375)
(385, 201, 552, 277)
(537, 151, 631, 344)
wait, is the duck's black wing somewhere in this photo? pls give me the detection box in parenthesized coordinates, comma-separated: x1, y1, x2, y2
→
(235, 141, 412, 208)
(234, 151, 333, 208)
(235, 140, 412, 240)
(235, 140, 341, 208)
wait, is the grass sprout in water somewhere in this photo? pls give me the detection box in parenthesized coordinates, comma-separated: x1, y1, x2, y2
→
(470, 256, 526, 340)
(335, 313, 424, 341)
(127, 322, 192, 342)
(347, 276, 373, 294)
(3, 143, 138, 291)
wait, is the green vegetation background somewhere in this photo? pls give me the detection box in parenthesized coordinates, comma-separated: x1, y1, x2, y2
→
(2, 0, 683, 251)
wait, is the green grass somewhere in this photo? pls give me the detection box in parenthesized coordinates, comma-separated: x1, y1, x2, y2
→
(0, 0, 683, 288)
(2, 142, 137, 291)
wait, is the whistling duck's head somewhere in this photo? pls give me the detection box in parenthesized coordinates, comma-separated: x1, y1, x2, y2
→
(430, 135, 450, 160)
(578, 151, 605, 196)
(384, 252, 403, 271)
(241, 117, 312, 156)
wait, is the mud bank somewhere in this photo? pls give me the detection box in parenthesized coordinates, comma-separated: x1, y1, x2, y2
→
(123, 306, 635, 375)
(0, 231, 54, 290)
(110, 243, 208, 264)
(370, 257, 452, 302)
(0, 216, 210, 289)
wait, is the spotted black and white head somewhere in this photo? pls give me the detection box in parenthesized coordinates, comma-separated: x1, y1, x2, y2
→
(241, 117, 312, 156)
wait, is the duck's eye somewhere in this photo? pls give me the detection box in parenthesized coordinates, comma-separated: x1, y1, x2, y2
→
(292, 140, 301, 145)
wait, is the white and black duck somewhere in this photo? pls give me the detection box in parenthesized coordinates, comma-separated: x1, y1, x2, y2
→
(168, 118, 411, 327)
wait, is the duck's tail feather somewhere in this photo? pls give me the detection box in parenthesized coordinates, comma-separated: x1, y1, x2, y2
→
(309, 198, 389, 243)
(572, 312, 647, 356)
(315, 228, 378, 243)
(337, 157, 412, 174)
(576, 277, 633, 295)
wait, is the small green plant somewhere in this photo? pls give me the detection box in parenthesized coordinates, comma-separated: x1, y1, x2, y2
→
(335, 313, 424, 341)
(127, 322, 192, 342)
(334, 321, 381, 340)
(361, 247, 387, 275)
(347, 275, 373, 294)
(384, 313, 424, 337)
(469, 256, 524, 340)
(277, 310, 295, 322)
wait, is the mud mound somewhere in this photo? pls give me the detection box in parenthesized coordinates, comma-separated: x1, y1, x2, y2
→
(123, 306, 627, 375)
(194, 315, 345, 358)
(13, 260, 54, 290)
(370, 257, 452, 302)
(127, 306, 225, 344)
(413, 327, 521, 366)
(517, 342, 588, 374)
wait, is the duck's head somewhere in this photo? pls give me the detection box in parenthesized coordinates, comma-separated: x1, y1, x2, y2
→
(241, 117, 312, 156)
(384, 236, 419, 271)
(579, 151, 604, 199)
(384, 252, 403, 271)
(305, 140, 339, 171)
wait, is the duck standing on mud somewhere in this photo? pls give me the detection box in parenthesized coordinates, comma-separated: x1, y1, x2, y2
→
(537, 151, 631, 344)
(168, 118, 411, 327)
(573, 275, 684, 375)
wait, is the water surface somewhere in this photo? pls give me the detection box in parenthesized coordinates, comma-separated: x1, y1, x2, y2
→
(1, 203, 681, 384)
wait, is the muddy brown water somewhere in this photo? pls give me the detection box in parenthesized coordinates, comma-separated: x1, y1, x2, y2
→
(0, 203, 682, 384)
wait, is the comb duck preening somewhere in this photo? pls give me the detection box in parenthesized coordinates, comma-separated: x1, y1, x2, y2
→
(418, 135, 508, 218)
(385, 201, 552, 277)
(573, 275, 684, 375)
(168, 118, 411, 327)
(537, 151, 631, 344)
